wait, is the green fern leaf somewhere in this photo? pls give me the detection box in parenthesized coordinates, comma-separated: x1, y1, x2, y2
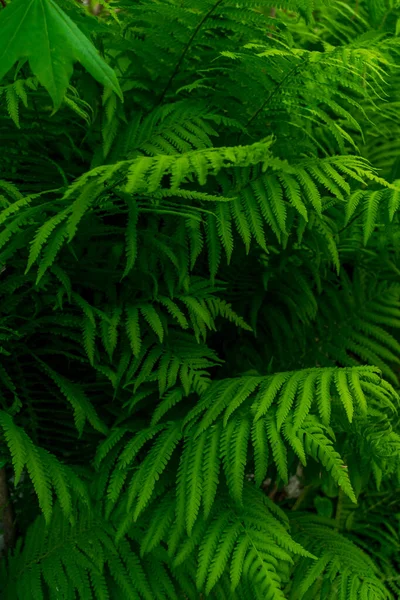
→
(21, 435, 53, 522)
(334, 369, 354, 422)
(140, 305, 164, 343)
(216, 202, 234, 263)
(38, 363, 107, 436)
(224, 416, 251, 504)
(122, 195, 139, 278)
(252, 419, 269, 487)
(0, 410, 27, 484)
(202, 423, 222, 519)
(254, 373, 291, 421)
(276, 371, 304, 430)
(196, 512, 232, 591)
(25, 211, 68, 274)
(301, 416, 356, 503)
(132, 421, 183, 518)
(266, 414, 288, 484)
(184, 432, 207, 534)
(294, 371, 319, 430)
(316, 369, 334, 426)
(363, 190, 383, 245)
(125, 306, 141, 356)
(205, 522, 242, 594)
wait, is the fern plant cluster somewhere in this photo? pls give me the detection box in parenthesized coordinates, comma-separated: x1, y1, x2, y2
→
(1, 0, 400, 597)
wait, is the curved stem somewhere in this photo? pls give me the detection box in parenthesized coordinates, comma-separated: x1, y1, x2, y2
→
(245, 58, 305, 133)
(156, 0, 225, 106)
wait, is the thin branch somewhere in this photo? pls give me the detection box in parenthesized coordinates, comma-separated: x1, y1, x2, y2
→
(156, 0, 225, 107)
(337, 212, 362, 234)
(0, 467, 15, 555)
(291, 484, 314, 511)
(0, 0, 6, 8)
(244, 57, 307, 133)
(268, 483, 278, 500)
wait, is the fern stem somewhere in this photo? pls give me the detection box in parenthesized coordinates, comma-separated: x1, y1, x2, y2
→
(0, 467, 15, 554)
(156, 0, 225, 106)
(337, 212, 362, 234)
(291, 485, 314, 511)
(244, 56, 307, 133)
(268, 483, 278, 500)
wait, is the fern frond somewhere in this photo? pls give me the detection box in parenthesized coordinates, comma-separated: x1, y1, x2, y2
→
(35, 361, 107, 436)
(290, 513, 391, 600)
(299, 415, 357, 503)
(0, 411, 83, 521)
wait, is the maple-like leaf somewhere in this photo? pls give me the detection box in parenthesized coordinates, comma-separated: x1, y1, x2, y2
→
(0, 0, 122, 108)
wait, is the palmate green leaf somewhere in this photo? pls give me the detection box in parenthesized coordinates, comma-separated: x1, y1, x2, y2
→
(0, 0, 122, 108)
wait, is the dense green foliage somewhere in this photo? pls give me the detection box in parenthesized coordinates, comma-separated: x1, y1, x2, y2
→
(1, 0, 400, 597)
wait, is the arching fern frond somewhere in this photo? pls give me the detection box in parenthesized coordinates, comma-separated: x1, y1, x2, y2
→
(0, 503, 181, 600)
(0, 411, 87, 522)
(289, 513, 392, 600)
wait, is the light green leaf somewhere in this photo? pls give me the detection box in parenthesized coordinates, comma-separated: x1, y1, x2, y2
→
(0, 0, 122, 108)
